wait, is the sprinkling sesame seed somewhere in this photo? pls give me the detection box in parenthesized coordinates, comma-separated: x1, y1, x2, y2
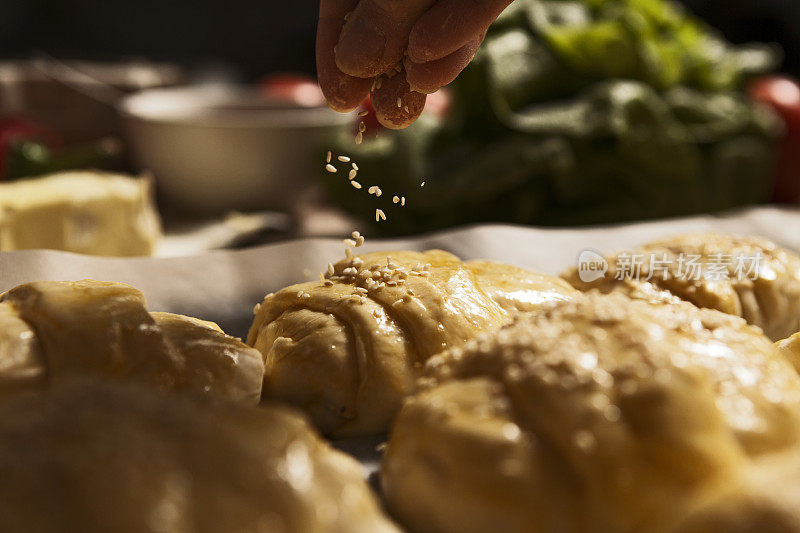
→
(327, 263, 335, 276)
(351, 230, 360, 239)
(375, 188, 382, 197)
(352, 163, 358, 171)
(351, 180, 362, 189)
(403, 106, 409, 113)
(356, 236, 365, 247)
(358, 110, 369, 117)
(338, 155, 350, 162)
(325, 164, 337, 173)
(393, 196, 400, 204)
(348, 169, 357, 180)
(326, 151, 331, 163)
(368, 186, 378, 194)
(343, 238, 356, 247)
(358, 122, 366, 133)
(370, 78, 378, 91)
(396, 97, 402, 108)
(355, 132, 363, 145)
(401, 196, 406, 206)
(420, 181, 425, 187)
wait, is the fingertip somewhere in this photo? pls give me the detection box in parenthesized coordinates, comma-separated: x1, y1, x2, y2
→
(370, 70, 426, 129)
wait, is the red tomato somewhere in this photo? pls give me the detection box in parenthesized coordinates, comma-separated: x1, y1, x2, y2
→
(258, 73, 326, 107)
(0, 118, 60, 179)
(749, 76, 800, 203)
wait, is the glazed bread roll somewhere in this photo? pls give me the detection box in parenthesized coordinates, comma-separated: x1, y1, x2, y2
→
(777, 332, 800, 374)
(247, 249, 577, 437)
(0, 382, 398, 533)
(561, 233, 800, 340)
(382, 293, 800, 533)
(0, 280, 263, 404)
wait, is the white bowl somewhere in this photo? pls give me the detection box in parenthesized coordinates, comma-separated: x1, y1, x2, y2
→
(120, 85, 350, 215)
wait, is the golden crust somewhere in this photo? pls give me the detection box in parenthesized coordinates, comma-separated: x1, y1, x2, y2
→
(383, 293, 800, 533)
(247, 249, 577, 437)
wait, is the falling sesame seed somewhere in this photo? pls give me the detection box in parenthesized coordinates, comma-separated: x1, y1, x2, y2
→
(420, 181, 425, 187)
(325, 164, 337, 173)
(253, 302, 262, 314)
(351, 230, 360, 239)
(358, 122, 366, 133)
(358, 110, 369, 117)
(326, 151, 331, 163)
(351, 180, 362, 189)
(393, 196, 400, 204)
(376, 209, 386, 222)
(356, 236, 365, 247)
(355, 132, 363, 145)
(338, 155, 351, 162)
(375, 188, 382, 197)
(403, 106, 409, 113)
(368, 186, 378, 195)
(348, 169, 357, 180)
(371, 78, 378, 91)
(327, 263, 335, 276)
(396, 97, 402, 108)
(343, 238, 357, 247)
(352, 163, 359, 171)
(401, 196, 406, 206)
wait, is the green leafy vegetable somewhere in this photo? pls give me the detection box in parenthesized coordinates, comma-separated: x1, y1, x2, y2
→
(325, 0, 781, 234)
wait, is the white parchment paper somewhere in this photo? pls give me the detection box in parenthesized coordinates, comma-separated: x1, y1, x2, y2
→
(0, 206, 798, 339)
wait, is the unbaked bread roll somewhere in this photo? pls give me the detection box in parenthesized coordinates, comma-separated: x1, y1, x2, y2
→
(0, 280, 263, 404)
(382, 293, 800, 533)
(247, 249, 577, 437)
(561, 233, 800, 340)
(777, 332, 800, 375)
(0, 382, 398, 533)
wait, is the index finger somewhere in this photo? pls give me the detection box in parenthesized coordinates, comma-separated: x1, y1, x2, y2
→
(317, 0, 373, 112)
(408, 0, 513, 63)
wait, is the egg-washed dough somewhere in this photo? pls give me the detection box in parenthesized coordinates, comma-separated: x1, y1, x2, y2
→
(561, 233, 800, 341)
(0, 382, 399, 533)
(0, 171, 161, 256)
(247, 249, 577, 437)
(382, 293, 800, 533)
(777, 332, 800, 375)
(0, 280, 263, 404)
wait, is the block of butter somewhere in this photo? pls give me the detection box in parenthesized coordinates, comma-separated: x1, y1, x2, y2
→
(0, 171, 162, 256)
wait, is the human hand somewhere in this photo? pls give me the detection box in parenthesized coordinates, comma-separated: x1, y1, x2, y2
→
(317, 0, 513, 129)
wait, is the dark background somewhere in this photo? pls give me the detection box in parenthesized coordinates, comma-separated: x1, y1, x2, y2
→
(1, 0, 799, 81)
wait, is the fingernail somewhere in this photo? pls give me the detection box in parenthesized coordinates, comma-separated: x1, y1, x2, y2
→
(336, 15, 386, 77)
